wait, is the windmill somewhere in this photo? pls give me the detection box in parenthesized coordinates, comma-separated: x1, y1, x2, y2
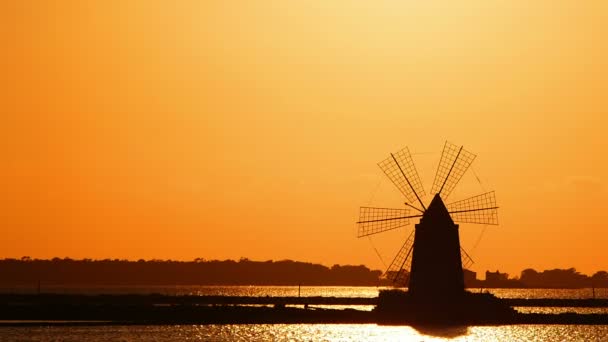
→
(357, 142, 498, 298)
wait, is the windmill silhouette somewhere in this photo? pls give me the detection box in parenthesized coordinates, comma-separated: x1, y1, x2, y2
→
(357, 142, 498, 298)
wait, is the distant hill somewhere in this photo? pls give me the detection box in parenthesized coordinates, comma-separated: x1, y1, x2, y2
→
(1, 258, 606, 288)
(0, 258, 386, 286)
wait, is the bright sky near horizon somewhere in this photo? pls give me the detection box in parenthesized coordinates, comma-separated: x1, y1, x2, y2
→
(2, 1, 607, 277)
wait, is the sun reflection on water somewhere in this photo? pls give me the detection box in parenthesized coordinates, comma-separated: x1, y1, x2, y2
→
(2, 324, 608, 341)
(183, 324, 608, 341)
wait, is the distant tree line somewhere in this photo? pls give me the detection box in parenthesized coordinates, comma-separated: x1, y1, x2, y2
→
(0, 257, 384, 286)
(1, 258, 606, 288)
(465, 268, 608, 289)
(518, 268, 608, 288)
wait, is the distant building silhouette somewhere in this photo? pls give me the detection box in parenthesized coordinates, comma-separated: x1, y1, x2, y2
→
(463, 269, 477, 285)
(486, 270, 508, 283)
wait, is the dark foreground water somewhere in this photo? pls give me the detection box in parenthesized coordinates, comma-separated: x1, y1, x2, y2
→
(1, 324, 608, 341)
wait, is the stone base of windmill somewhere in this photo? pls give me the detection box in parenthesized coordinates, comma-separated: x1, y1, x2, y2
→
(374, 289, 518, 325)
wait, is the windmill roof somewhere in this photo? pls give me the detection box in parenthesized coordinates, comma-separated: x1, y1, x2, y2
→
(420, 194, 455, 227)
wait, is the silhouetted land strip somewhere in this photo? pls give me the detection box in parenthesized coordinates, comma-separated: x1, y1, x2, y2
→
(1, 293, 607, 326)
(504, 298, 608, 307)
(0, 294, 377, 306)
(2, 294, 608, 307)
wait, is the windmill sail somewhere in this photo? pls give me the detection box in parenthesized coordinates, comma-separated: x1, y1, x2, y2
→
(378, 147, 426, 209)
(447, 191, 499, 225)
(357, 207, 420, 237)
(384, 230, 415, 286)
(460, 247, 474, 269)
(430, 142, 476, 200)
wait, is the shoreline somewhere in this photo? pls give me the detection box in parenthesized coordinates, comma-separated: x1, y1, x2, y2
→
(2, 293, 607, 307)
(0, 309, 607, 326)
(0, 294, 607, 326)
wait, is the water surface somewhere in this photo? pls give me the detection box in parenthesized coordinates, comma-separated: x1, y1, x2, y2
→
(1, 324, 607, 341)
(1, 286, 607, 340)
(2, 285, 606, 299)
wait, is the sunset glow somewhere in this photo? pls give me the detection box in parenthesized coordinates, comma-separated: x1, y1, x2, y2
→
(3, 1, 607, 276)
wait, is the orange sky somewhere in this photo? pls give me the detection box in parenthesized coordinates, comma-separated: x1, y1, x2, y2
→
(2, 1, 607, 277)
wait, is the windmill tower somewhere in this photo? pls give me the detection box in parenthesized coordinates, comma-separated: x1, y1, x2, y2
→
(357, 142, 498, 299)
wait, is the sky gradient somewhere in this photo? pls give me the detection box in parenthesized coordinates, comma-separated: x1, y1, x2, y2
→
(3, 1, 607, 277)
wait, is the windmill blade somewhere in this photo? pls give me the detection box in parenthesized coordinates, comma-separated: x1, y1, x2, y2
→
(430, 141, 476, 200)
(447, 191, 499, 225)
(461, 247, 474, 269)
(357, 207, 422, 238)
(378, 147, 426, 210)
(384, 230, 415, 286)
